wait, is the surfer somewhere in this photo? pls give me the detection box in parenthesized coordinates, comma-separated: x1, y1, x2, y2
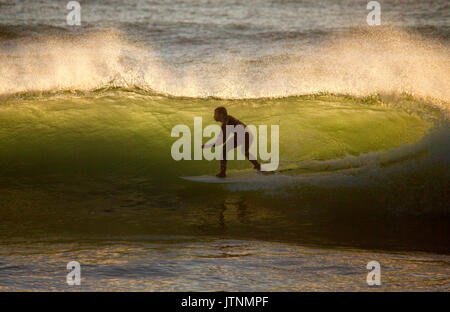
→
(202, 107, 261, 178)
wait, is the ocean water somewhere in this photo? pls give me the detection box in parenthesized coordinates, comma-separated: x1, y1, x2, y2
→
(0, 0, 449, 291)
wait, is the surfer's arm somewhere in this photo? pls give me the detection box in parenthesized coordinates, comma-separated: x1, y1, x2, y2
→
(202, 124, 232, 149)
(202, 130, 224, 148)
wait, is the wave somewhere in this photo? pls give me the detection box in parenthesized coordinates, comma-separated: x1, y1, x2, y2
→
(0, 26, 448, 218)
(0, 90, 445, 172)
(0, 89, 448, 222)
(0, 27, 449, 114)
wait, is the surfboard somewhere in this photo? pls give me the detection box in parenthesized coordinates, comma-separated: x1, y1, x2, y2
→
(180, 170, 278, 184)
(180, 175, 242, 183)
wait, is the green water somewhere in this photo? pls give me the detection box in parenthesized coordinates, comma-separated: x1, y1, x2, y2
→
(1, 90, 448, 249)
(0, 90, 434, 176)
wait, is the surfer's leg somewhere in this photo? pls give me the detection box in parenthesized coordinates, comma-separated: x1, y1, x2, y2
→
(218, 138, 234, 178)
(243, 132, 260, 170)
(218, 144, 227, 178)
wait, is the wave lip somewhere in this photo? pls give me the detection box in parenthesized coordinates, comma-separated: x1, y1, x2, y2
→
(0, 28, 449, 113)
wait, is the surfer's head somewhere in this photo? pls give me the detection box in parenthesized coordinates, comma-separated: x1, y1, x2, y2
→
(214, 107, 227, 122)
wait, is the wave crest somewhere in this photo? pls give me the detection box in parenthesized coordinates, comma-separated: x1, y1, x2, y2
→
(0, 28, 449, 113)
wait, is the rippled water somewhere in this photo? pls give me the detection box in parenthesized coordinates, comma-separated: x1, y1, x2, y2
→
(1, 237, 449, 291)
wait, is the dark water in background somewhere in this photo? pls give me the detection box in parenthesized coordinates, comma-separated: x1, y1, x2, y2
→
(0, 0, 449, 290)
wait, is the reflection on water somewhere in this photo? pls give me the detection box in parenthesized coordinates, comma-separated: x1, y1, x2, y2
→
(0, 237, 449, 291)
(1, 172, 449, 254)
(218, 194, 251, 229)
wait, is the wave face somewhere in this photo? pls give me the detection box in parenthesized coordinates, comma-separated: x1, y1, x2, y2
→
(0, 90, 442, 175)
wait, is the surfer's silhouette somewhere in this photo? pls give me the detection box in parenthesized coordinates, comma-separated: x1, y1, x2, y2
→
(202, 107, 261, 178)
